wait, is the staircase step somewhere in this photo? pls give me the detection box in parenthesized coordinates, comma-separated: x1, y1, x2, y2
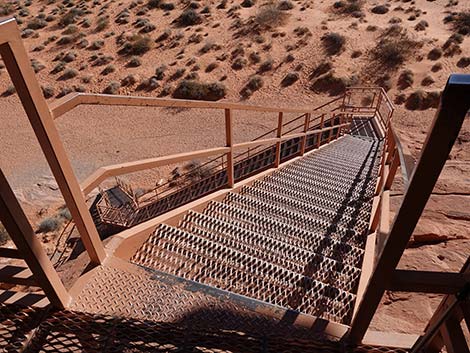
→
(180, 210, 362, 292)
(132, 224, 356, 323)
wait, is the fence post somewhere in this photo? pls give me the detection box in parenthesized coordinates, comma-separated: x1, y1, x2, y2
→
(0, 18, 105, 265)
(225, 108, 234, 187)
(316, 114, 325, 148)
(0, 169, 71, 308)
(300, 113, 310, 155)
(274, 112, 283, 167)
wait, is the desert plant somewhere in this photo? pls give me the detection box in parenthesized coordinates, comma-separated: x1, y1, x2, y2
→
(405, 90, 440, 110)
(58, 207, 72, 221)
(176, 9, 202, 26)
(96, 16, 109, 31)
(321, 32, 345, 55)
(278, 0, 294, 10)
(61, 68, 78, 80)
(205, 62, 219, 72)
(431, 62, 442, 72)
(155, 65, 166, 80)
(427, 47, 442, 60)
(63, 24, 78, 34)
(173, 80, 226, 101)
(310, 71, 357, 96)
(122, 74, 137, 86)
(421, 75, 434, 86)
(120, 34, 152, 55)
(333, 0, 364, 17)
(281, 71, 299, 86)
(127, 56, 142, 67)
(42, 85, 55, 98)
(444, 11, 470, 35)
(397, 69, 414, 89)
(0, 1, 14, 16)
(2, 85, 16, 96)
(0, 223, 9, 246)
(371, 4, 388, 14)
(27, 17, 48, 29)
(255, 3, 287, 29)
(371, 26, 419, 69)
(104, 81, 121, 94)
(232, 56, 247, 70)
(89, 40, 105, 50)
(37, 217, 61, 233)
(258, 58, 274, 72)
(102, 64, 116, 75)
(457, 56, 470, 68)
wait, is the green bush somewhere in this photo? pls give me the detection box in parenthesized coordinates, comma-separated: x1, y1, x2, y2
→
(37, 217, 62, 233)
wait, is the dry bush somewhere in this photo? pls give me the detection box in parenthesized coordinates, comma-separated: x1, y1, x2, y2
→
(120, 34, 152, 55)
(27, 17, 48, 29)
(255, 3, 287, 29)
(0, 223, 9, 246)
(176, 9, 202, 26)
(37, 217, 62, 233)
(0, 1, 14, 16)
(173, 80, 226, 101)
(241, 74, 263, 97)
(281, 72, 299, 87)
(397, 69, 414, 89)
(332, 0, 364, 17)
(371, 25, 420, 69)
(104, 81, 121, 94)
(310, 71, 358, 96)
(457, 56, 470, 68)
(96, 16, 109, 31)
(321, 32, 345, 55)
(444, 11, 470, 35)
(405, 90, 440, 110)
(371, 4, 388, 14)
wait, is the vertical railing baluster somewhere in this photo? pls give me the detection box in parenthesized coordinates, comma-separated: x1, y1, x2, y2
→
(300, 113, 310, 155)
(274, 112, 283, 167)
(225, 108, 234, 187)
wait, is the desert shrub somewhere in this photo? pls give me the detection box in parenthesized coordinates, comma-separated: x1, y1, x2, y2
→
(421, 75, 434, 86)
(173, 80, 226, 101)
(249, 51, 261, 63)
(58, 36, 75, 45)
(246, 74, 263, 90)
(93, 55, 113, 66)
(27, 17, 48, 29)
(127, 56, 142, 67)
(21, 29, 34, 38)
(63, 24, 78, 34)
(120, 34, 152, 55)
(156, 29, 171, 42)
(42, 85, 55, 98)
(397, 69, 414, 89)
(333, 0, 363, 17)
(122, 74, 137, 86)
(2, 85, 16, 97)
(89, 40, 105, 50)
(63, 52, 77, 63)
(444, 11, 470, 35)
(102, 64, 116, 75)
(457, 56, 470, 68)
(281, 71, 299, 87)
(61, 68, 78, 79)
(371, 4, 388, 14)
(31, 59, 45, 73)
(232, 56, 247, 70)
(351, 50, 362, 58)
(51, 61, 66, 74)
(255, 4, 287, 29)
(0, 1, 14, 16)
(205, 62, 219, 72)
(37, 217, 61, 233)
(431, 62, 442, 72)
(405, 90, 440, 110)
(278, 0, 294, 10)
(415, 20, 429, 31)
(371, 26, 419, 69)
(0, 223, 9, 246)
(57, 87, 73, 98)
(155, 65, 166, 79)
(148, 0, 160, 8)
(58, 207, 72, 221)
(309, 61, 332, 79)
(427, 47, 442, 60)
(176, 9, 202, 26)
(241, 0, 255, 7)
(310, 72, 357, 96)
(96, 16, 109, 31)
(258, 58, 274, 72)
(104, 81, 121, 94)
(321, 32, 345, 55)
(375, 74, 392, 91)
(160, 2, 175, 10)
(59, 8, 84, 27)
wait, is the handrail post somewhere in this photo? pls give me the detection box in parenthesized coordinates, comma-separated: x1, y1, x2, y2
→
(316, 114, 325, 148)
(348, 74, 470, 344)
(225, 108, 234, 187)
(0, 19, 106, 265)
(300, 113, 310, 155)
(274, 112, 283, 167)
(0, 169, 71, 308)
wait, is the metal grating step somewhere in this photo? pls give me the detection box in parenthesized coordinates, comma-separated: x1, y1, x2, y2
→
(180, 210, 362, 292)
(132, 224, 357, 323)
(203, 201, 366, 260)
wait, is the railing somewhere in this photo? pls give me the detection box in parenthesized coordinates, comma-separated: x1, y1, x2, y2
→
(79, 87, 388, 228)
(348, 74, 470, 352)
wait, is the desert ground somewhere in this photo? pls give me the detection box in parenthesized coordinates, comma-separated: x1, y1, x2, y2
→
(0, 0, 469, 337)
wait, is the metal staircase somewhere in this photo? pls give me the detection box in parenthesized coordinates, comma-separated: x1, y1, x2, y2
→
(132, 135, 382, 325)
